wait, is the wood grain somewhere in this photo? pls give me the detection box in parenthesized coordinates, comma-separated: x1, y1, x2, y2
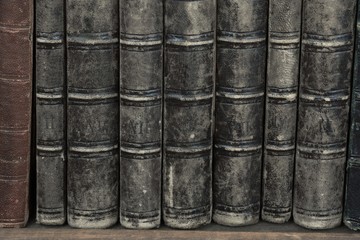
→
(0, 221, 359, 240)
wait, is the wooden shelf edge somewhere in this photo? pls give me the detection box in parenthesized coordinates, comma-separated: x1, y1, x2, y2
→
(0, 221, 359, 240)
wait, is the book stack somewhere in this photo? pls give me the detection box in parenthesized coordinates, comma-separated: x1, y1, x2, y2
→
(0, 0, 360, 232)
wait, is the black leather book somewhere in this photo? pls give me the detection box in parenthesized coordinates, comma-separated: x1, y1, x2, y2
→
(36, 0, 66, 225)
(119, 0, 163, 229)
(213, 0, 267, 226)
(294, 0, 356, 229)
(262, 0, 301, 223)
(163, 0, 215, 229)
(66, 0, 119, 228)
(344, 0, 360, 231)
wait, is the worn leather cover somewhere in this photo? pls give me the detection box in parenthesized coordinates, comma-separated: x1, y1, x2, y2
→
(36, 0, 66, 225)
(163, 0, 215, 229)
(119, 0, 163, 229)
(67, 0, 119, 228)
(344, 0, 360, 231)
(294, 0, 356, 229)
(0, 0, 32, 228)
(213, 0, 267, 226)
(262, 0, 301, 223)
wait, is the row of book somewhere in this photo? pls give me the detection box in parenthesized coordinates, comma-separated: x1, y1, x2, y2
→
(0, 0, 360, 231)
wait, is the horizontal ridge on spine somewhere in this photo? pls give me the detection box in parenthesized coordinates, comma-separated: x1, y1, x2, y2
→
(214, 202, 260, 213)
(302, 33, 353, 52)
(67, 32, 118, 45)
(68, 87, 118, 104)
(217, 30, 266, 48)
(269, 31, 300, 49)
(294, 206, 342, 217)
(120, 33, 162, 46)
(164, 205, 211, 219)
(36, 32, 64, 45)
(120, 88, 161, 102)
(267, 87, 297, 103)
(345, 157, 360, 167)
(166, 32, 214, 46)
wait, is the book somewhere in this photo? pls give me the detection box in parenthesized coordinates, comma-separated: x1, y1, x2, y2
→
(0, 0, 33, 228)
(163, 0, 215, 229)
(261, 0, 301, 223)
(213, 0, 267, 226)
(66, 0, 119, 228)
(119, 0, 163, 229)
(36, 0, 66, 225)
(294, 0, 356, 229)
(344, 0, 360, 231)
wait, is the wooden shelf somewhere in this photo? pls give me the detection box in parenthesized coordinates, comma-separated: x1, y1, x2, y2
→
(0, 220, 359, 239)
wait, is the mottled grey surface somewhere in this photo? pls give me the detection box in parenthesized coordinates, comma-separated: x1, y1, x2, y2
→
(213, 0, 267, 226)
(163, 0, 215, 229)
(262, 0, 301, 224)
(66, 0, 119, 229)
(294, 0, 356, 230)
(36, 0, 66, 226)
(119, 0, 163, 229)
(344, 0, 360, 231)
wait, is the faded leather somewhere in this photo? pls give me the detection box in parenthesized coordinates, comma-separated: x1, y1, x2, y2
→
(0, 0, 33, 228)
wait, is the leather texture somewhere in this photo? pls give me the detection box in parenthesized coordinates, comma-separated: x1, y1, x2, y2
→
(119, 0, 163, 229)
(213, 0, 267, 227)
(0, 0, 33, 228)
(294, 0, 356, 230)
(262, 0, 301, 224)
(163, 0, 215, 229)
(344, 0, 360, 231)
(36, 0, 66, 225)
(66, 0, 119, 229)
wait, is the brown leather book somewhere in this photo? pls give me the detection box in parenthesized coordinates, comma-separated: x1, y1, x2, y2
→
(0, 0, 33, 228)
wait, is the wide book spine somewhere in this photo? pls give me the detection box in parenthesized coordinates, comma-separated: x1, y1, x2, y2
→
(294, 0, 356, 229)
(344, 0, 360, 231)
(36, 0, 66, 225)
(213, 0, 267, 226)
(119, 0, 163, 229)
(66, 0, 119, 228)
(0, 0, 33, 228)
(262, 0, 301, 223)
(163, 0, 215, 229)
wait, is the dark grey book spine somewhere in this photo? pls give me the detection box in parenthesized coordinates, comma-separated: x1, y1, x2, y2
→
(261, 0, 301, 223)
(163, 0, 215, 229)
(294, 0, 356, 229)
(36, 0, 66, 225)
(119, 0, 163, 229)
(344, 0, 360, 231)
(66, 0, 119, 228)
(213, 0, 267, 226)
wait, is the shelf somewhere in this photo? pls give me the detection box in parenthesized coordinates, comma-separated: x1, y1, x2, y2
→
(0, 220, 358, 239)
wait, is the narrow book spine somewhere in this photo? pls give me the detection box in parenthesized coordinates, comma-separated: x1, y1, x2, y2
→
(294, 0, 356, 229)
(262, 0, 301, 223)
(36, 0, 66, 225)
(213, 0, 267, 226)
(119, 0, 163, 229)
(344, 0, 360, 231)
(0, 0, 32, 228)
(163, 0, 215, 229)
(67, 0, 119, 229)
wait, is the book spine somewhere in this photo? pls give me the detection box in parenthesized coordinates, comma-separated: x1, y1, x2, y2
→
(36, 0, 66, 225)
(262, 0, 301, 223)
(119, 0, 163, 229)
(66, 0, 119, 228)
(213, 0, 267, 226)
(0, 0, 32, 228)
(294, 0, 356, 229)
(344, 0, 360, 231)
(163, 0, 215, 229)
